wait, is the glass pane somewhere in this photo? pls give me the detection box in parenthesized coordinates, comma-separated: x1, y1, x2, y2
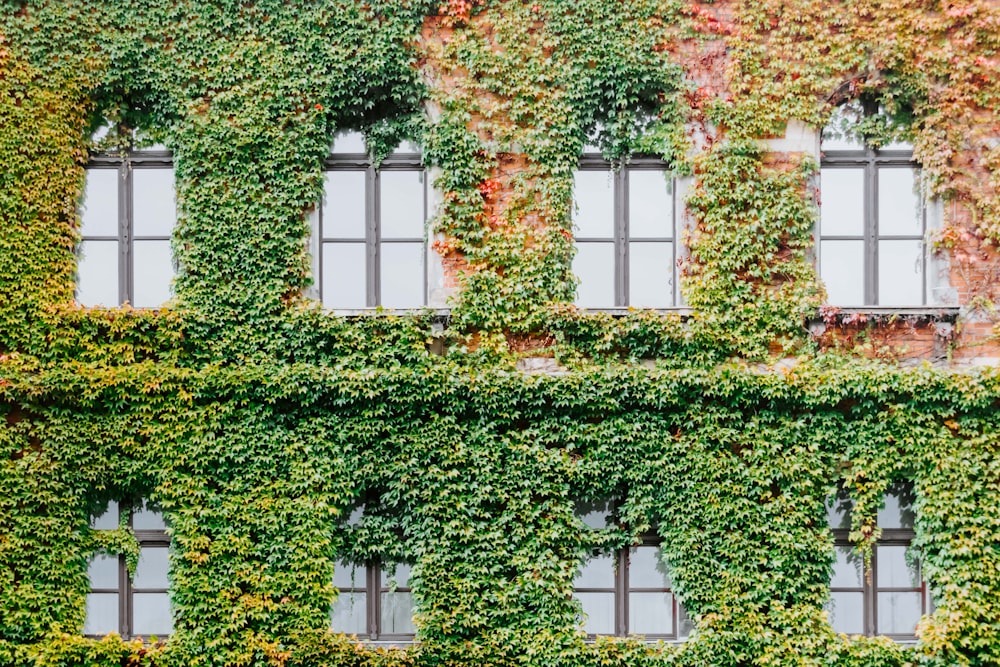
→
(575, 554, 615, 589)
(77, 240, 120, 307)
(323, 172, 366, 239)
(629, 241, 673, 308)
(132, 240, 174, 308)
(831, 546, 863, 588)
(878, 168, 922, 236)
(878, 487, 915, 529)
(576, 592, 615, 634)
(380, 564, 411, 588)
(820, 169, 865, 237)
(877, 591, 923, 635)
(322, 243, 366, 309)
(827, 496, 852, 531)
(380, 243, 424, 308)
(84, 593, 119, 635)
(134, 547, 169, 589)
(878, 239, 923, 305)
(380, 592, 415, 634)
(629, 546, 670, 588)
(380, 171, 425, 239)
(332, 131, 366, 153)
(573, 170, 614, 238)
(132, 592, 173, 636)
(331, 591, 368, 634)
(826, 591, 864, 635)
(878, 546, 920, 588)
(88, 554, 120, 590)
(132, 169, 176, 237)
(677, 604, 694, 639)
(81, 169, 119, 237)
(91, 502, 119, 530)
(820, 240, 864, 306)
(628, 170, 672, 238)
(576, 500, 612, 529)
(333, 561, 365, 589)
(132, 503, 167, 531)
(573, 242, 615, 308)
(629, 591, 673, 635)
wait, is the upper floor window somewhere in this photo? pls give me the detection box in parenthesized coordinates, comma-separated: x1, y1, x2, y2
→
(86, 501, 172, 638)
(826, 484, 930, 639)
(572, 155, 677, 309)
(574, 502, 692, 639)
(309, 132, 428, 309)
(78, 150, 177, 308)
(331, 560, 415, 640)
(819, 117, 926, 306)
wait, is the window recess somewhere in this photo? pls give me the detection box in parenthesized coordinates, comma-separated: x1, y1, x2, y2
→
(331, 560, 416, 641)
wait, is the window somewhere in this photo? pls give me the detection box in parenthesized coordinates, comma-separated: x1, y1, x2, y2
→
(572, 155, 677, 309)
(309, 132, 428, 309)
(86, 501, 172, 638)
(819, 124, 926, 306)
(77, 149, 177, 308)
(331, 561, 415, 640)
(574, 503, 691, 639)
(826, 485, 930, 639)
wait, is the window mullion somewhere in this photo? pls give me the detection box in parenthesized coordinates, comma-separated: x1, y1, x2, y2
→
(368, 563, 379, 640)
(616, 548, 628, 636)
(616, 169, 627, 307)
(119, 159, 131, 306)
(866, 155, 878, 306)
(367, 166, 378, 308)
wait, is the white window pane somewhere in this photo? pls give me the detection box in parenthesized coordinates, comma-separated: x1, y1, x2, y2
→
(575, 554, 615, 589)
(132, 240, 174, 308)
(573, 170, 614, 238)
(81, 169, 118, 237)
(322, 243, 366, 309)
(677, 605, 695, 639)
(132, 592, 172, 636)
(877, 592, 923, 635)
(332, 131, 366, 153)
(132, 503, 166, 531)
(878, 240, 923, 305)
(132, 169, 176, 237)
(831, 546, 863, 588)
(134, 547, 169, 589)
(820, 169, 864, 237)
(629, 546, 670, 588)
(878, 546, 920, 588)
(90, 502, 119, 530)
(84, 593, 119, 635)
(878, 491, 915, 530)
(629, 591, 673, 635)
(331, 591, 367, 634)
(323, 172, 366, 239)
(380, 564, 411, 588)
(827, 497, 852, 531)
(573, 242, 615, 308)
(380, 243, 424, 308)
(333, 561, 365, 589)
(77, 240, 120, 307)
(629, 242, 673, 308)
(380, 592, 415, 634)
(576, 500, 612, 529)
(878, 168, 922, 236)
(576, 592, 614, 634)
(88, 554, 119, 589)
(820, 240, 864, 306)
(628, 170, 672, 238)
(826, 591, 864, 635)
(380, 171, 425, 239)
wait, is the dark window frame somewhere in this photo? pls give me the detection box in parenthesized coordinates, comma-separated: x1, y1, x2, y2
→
(316, 147, 428, 309)
(332, 560, 415, 642)
(574, 154, 678, 308)
(81, 149, 175, 307)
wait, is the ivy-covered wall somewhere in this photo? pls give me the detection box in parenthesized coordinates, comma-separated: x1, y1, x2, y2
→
(1, 1, 1000, 666)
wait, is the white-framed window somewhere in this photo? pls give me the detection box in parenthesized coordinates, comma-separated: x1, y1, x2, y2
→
(826, 484, 931, 639)
(331, 560, 415, 640)
(819, 121, 927, 306)
(77, 150, 177, 308)
(86, 501, 172, 638)
(309, 132, 428, 309)
(572, 156, 677, 309)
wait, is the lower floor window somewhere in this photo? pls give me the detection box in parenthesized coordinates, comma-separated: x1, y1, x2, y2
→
(331, 561, 415, 640)
(86, 501, 172, 638)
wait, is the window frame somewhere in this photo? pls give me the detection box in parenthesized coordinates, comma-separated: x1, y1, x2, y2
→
(314, 145, 429, 309)
(331, 560, 415, 642)
(80, 148, 176, 307)
(819, 145, 927, 307)
(574, 153, 678, 309)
